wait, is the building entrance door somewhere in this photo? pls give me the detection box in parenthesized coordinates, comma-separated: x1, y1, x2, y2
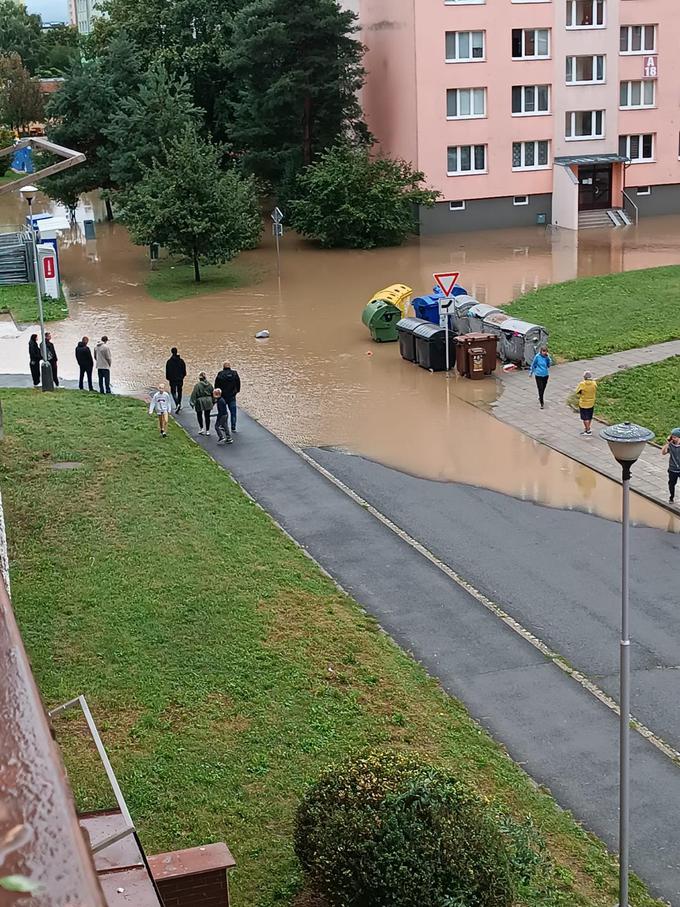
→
(578, 164, 612, 210)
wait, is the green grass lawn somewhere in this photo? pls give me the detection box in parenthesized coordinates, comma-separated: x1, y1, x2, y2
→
(506, 265, 680, 360)
(0, 170, 20, 185)
(147, 259, 260, 302)
(594, 356, 680, 443)
(0, 390, 661, 907)
(0, 282, 68, 322)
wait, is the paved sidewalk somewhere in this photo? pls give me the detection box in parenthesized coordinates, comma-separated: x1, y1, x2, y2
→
(492, 340, 680, 507)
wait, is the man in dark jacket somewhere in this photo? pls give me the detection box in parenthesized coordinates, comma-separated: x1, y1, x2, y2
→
(75, 336, 94, 390)
(45, 332, 58, 386)
(214, 361, 241, 432)
(165, 347, 187, 412)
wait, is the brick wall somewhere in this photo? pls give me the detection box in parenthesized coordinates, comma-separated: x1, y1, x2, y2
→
(148, 843, 235, 907)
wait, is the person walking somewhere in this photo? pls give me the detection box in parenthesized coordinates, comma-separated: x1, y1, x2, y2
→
(575, 370, 597, 437)
(148, 383, 174, 438)
(28, 333, 41, 387)
(75, 336, 94, 390)
(529, 345, 553, 409)
(95, 335, 112, 394)
(165, 347, 187, 413)
(214, 361, 241, 433)
(662, 428, 680, 504)
(212, 388, 233, 444)
(45, 332, 59, 386)
(189, 372, 214, 435)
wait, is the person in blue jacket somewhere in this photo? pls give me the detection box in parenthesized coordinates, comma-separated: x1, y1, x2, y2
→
(529, 346, 554, 409)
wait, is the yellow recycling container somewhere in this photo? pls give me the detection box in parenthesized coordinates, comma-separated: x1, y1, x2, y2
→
(368, 284, 413, 317)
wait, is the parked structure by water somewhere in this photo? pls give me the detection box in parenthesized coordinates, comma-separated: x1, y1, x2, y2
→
(359, 0, 680, 233)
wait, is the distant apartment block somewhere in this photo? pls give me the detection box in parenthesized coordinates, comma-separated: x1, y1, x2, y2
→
(69, 0, 97, 35)
(359, 0, 680, 232)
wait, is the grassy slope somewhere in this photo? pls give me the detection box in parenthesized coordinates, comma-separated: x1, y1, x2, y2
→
(0, 389, 660, 907)
(147, 260, 260, 302)
(595, 356, 680, 443)
(0, 282, 68, 322)
(505, 265, 680, 360)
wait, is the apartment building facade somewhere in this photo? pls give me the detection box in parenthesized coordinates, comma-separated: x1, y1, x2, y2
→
(359, 0, 680, 232)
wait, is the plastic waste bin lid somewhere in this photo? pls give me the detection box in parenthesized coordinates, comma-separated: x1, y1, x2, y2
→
(396, 317, 430, 333)
(412, 322, 446, 340)
(455, 332, 497, 346)
(498, 318, 545, 335)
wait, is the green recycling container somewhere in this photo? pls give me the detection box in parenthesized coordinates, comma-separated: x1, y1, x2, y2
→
(361, 299, 402, 342)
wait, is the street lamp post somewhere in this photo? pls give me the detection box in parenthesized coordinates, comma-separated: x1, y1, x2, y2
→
(19, 184, 53, 392)
(600, 421, 654, 907)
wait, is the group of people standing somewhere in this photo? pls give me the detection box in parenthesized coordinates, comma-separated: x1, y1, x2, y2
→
(148, 351, 241, 445)
(28, 333, 113, 394)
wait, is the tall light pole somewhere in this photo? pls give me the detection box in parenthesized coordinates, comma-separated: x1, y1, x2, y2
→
(19, 184, 53, 391)
(600, 421, 654, 907)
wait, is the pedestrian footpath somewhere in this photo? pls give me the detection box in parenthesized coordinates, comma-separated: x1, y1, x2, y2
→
(492, 340, 680, 508)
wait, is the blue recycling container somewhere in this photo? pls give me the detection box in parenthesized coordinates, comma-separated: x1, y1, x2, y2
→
(412, 294, 441, 325)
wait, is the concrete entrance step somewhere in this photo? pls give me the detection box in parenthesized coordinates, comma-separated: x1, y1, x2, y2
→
(578, 209, 631, 229)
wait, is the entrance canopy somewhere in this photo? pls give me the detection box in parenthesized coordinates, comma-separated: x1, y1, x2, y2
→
(554, 153, 629, 166)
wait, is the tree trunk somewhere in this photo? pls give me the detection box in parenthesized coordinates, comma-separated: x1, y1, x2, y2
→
(303, 95, 313, 166)
(105, 198, 113, 221)
(193, 245, 201, 282)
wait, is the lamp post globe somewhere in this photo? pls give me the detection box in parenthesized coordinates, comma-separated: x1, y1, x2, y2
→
(600, 422, 655, 467)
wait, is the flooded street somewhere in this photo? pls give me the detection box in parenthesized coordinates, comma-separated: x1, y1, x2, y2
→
(2, 191, 680, 530)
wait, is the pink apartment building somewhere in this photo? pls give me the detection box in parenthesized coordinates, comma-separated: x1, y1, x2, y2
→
(359, 0, 680, 232)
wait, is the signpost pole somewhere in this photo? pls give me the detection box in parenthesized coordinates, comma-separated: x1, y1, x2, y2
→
(433, 272, 460, 375)
(275, 225, 281, 279)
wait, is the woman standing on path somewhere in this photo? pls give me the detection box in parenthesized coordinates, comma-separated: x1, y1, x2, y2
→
(575, 370, 597, 436)
(189, 372, 214, 435)
(28, 334, 41, 387)
(662, 429, 680, 504)
(148, 383, 174, 438)
(529, 345, 554, 409)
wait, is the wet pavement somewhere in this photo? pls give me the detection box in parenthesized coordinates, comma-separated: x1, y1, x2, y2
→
(3, 192, 680, 529)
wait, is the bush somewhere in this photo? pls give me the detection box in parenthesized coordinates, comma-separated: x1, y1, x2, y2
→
(294, 751, 514, 907)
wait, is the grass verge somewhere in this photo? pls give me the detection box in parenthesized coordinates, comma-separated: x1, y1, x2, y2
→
(0, 389, 661, 907)
(506, 265, 680, 360)
(594, 356, 680, 443)
(0, 282, 68, 322)
(146, 259, 259, 302)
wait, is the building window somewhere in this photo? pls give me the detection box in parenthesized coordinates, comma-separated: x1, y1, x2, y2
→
(618, 133, 654, 162)
(445, 31, 485, 62)
(512, 85, 550, 115)
(512, 29, 550, 59)
(513, 195, 530, 206)
(566, 55, 605, 83)
(447, 144, 487, 175)
(512, 140, 550, 170)
(619, 80, 655, 109)
(620, 25, 656, 54)
(566, 0, 605, 28)
(445, 0, 484, 4)
(447, 88, 486, 119)
(449, 200, 466, 210)
(636, 186, 651, 196)
(565, 110, 604, 140)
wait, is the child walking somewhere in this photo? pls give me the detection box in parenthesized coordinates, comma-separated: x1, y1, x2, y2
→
(149, 383, 174, 438)
(213, 388, 233, 444)
(575, 370, 597, 436)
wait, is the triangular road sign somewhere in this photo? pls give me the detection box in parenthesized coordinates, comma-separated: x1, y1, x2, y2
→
(433, 271, 460, 297)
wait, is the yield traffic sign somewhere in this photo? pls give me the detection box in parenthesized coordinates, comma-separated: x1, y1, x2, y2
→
(433, 271, 460, 297)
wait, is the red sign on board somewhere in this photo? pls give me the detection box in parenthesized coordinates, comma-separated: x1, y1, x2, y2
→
(43, 256, 55, 279)
(643, 55, 658, 78)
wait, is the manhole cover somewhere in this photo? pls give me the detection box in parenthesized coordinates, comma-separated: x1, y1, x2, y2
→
(51, 461, 83, 470)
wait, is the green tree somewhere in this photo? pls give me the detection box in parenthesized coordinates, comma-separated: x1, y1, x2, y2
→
(0, 0, 42, 73)
(119, 126, 262, 282)
(0, 124, 14, 176)
(39, 24, 81, 76)
(290, 144, 440, 249)
(226, 0, 365, 187)
(108, 63, 202, 187)
(0, 54, 44, 134)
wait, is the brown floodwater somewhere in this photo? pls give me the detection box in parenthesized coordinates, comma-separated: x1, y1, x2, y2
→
(2, 191, 680, 532)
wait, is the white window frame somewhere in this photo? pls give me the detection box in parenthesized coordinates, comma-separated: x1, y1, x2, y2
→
(447, 87, 486, 120)
(619, 80, 655, 109)
(445, 0, 484, 4)
(511, 84, 550, 116)
(447, 144, 487, 176)
(619, 133, 654, 163)
(566, 55, 606, 84)
(512, 140, 551, 171)
(512, 28, 550, 60)
(620, 24, 656, 55)
(513, 195, 530, 206)
(565, 110, 605, 141)
(636, 186, 651, 196)
(449, 200, 466, 210)
(566, 0, 605, 29)
(445, 30, 485, 63)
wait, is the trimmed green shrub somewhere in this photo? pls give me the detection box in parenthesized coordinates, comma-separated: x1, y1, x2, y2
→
(294, 751, 514, 907)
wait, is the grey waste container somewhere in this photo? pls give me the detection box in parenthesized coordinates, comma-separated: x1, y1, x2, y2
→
(482, 311, 511, 338)
(413, 322, 455, 372)
(498, 319, 549, 367)
(396, 317, 429, 363)
(468, 303, 503, 334)
(451, 295, 478, 334)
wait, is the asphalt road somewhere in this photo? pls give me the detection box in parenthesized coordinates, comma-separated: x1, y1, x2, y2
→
(172, 405, 680, 904)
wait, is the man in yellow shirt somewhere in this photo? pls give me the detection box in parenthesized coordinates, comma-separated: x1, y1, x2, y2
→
(575, 370, 597, 436)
